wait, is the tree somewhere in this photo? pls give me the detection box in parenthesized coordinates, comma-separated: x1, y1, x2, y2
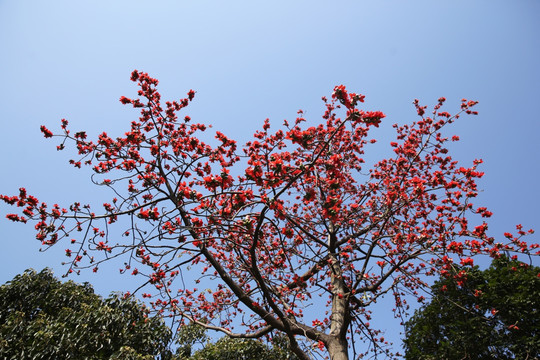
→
(403, 256, 540, 360)
(0, 268, 172, 359)
(175, 322, 298, 360)
(185, 336, 296, 360)
(1, 70, 538, 359)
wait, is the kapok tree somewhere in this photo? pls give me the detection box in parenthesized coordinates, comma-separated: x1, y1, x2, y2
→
(2, 71, 537, 360)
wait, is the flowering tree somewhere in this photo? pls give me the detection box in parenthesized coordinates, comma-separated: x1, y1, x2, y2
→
(2, 71, 537, 360)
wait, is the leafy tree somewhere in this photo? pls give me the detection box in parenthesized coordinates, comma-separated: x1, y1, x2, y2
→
(187, 336, 295, 360)
(0, 268, 172, 359)
(1, 71, 538, 359)
(175, 322, 298, 360)
(403, 256, 540, 359)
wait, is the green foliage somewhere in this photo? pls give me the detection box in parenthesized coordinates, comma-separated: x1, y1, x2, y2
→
(0, 268, 172, 359)
(403, 256, 540, 360)
(188, 337, 289, 360)
(174, 322, 209, 358)
(175, 323, 298, 360)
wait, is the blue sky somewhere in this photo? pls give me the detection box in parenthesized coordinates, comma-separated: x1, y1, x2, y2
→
(1, 0, 539, 354)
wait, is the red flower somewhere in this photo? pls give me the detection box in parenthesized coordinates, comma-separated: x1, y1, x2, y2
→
(119, 96, 131, 104)
(40, 125, 53, 138)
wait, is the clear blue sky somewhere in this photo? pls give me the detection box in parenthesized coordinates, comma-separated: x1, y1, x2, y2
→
(1, 0, 539, 354)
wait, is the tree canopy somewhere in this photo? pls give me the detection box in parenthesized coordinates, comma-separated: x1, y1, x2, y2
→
(186, 336, 295, 360)
(0, 268, 172, 359)
(403, 256, 540, 359)
(175, 322, 298, 360)
(1, 71, 538, 359)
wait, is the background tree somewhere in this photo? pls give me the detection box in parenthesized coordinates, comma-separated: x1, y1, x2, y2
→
(175, 322, 298, 360)
(0, 268, 172, 359)
(403, 256, 540, 360)
(1, 71, 538, 359)
(185, 336, 296, 360)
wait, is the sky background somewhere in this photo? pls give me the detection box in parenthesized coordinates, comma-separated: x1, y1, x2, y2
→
(1, 0, 539, 355)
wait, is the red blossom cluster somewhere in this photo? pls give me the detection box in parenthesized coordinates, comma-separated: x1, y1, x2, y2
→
(2, 71, 537, 360)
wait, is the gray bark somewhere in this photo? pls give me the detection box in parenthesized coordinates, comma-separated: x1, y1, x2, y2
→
(327, 337, 350, 360)
(327, 252, 350, 360)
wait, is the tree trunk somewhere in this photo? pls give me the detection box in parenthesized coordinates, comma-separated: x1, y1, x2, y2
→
(327, 337, 349, 360)
(327, 249, 350, 360)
